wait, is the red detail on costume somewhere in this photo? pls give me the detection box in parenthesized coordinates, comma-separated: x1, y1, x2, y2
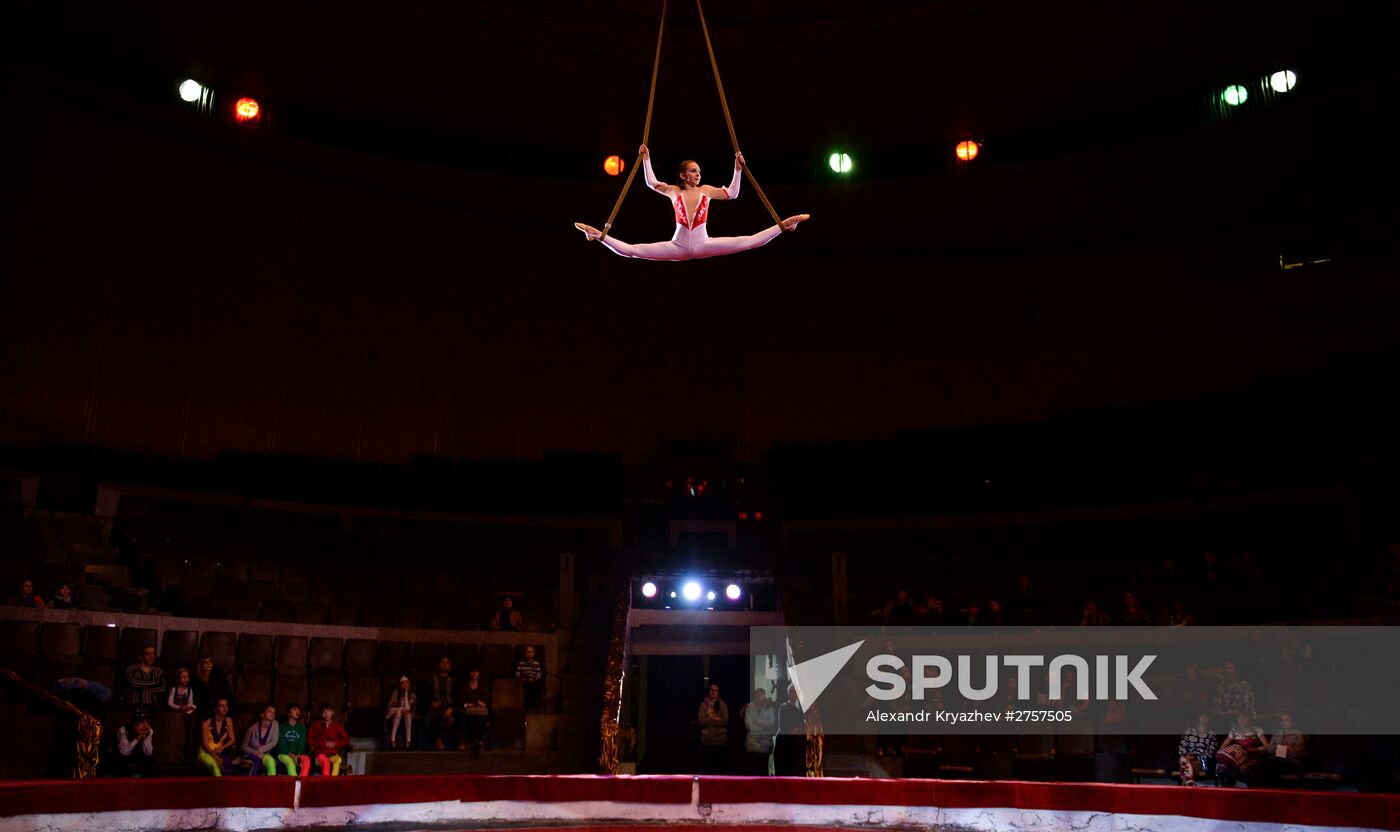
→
(674, 195, 689, 228)
(694, 196, 709, 228)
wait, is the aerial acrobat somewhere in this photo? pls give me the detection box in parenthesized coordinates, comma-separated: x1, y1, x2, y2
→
(574, 0, 810, 261)
(574, 145, 809, 261)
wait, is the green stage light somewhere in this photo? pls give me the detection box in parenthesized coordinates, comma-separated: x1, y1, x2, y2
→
(828, 152, 853, 173)
(1221, 85, 1248, 106)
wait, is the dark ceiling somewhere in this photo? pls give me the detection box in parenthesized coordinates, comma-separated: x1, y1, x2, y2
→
(12, 0, 1388, 172)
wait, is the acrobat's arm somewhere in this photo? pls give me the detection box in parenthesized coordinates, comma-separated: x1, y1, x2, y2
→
(707, 151, 743, 200)
(640, 145, 675, 196)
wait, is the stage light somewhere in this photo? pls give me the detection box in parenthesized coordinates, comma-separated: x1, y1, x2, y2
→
(642, 581, 657, 598)
(669, 591, 677, 598)
(179, 79, 204, 103)
(828, 152, 852, 174)
(726, 584, 741, 600)
(706, 590, 716, 601)
(1268, 70, 1297, 93)
(604, 155, 625, 176)
(956, 140, 979, 161)
(1220, 85, 1248, 106)
(683, 581, 702, 601)
(234, 96, 261, 123)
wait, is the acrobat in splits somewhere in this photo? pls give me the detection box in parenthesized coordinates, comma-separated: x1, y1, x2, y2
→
(575, 145, 809, 261)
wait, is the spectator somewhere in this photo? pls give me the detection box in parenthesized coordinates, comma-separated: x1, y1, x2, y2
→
(962, 602, 982, 626)
(1262, 713, 1307, 783)
(921, 596, 946, 626)
(983, 598, 1007, 626)
(114, 711, 157, 778)
(241, 704, 280, 775)
(385, 676, 415, 750)
(490, 596, 523, 631)
(697, 683, 730, 773)
(1213, 661, 1255, 720)
(880, 589, 919, 626)
(1177, 712, 1218, 786)
(740, 688, 776, 775)
(308, 702, 351, 776)
(1216, 710, 1267, 787)
(1164, 598, 1195, 626)
(167, 668, 196, 715)
(1118, 591, 1152, 625)
(422, 657, 460, 750)
(196, 697, 240, 776)
(773, 685, 805, 776)
(125, 644, 166, 707)
(6, 579, 44, 608)
(1009, 574, 1041, 625)
(48, 583, 76, 610)
(461, 669, 489, 753)
(516, 645, 544, 710)
(191, 655, 232, 719)
(1079, 600, 1111, 626)
(273, 702, 311, 777)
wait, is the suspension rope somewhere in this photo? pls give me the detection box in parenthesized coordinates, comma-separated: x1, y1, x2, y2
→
(600, 0, 668, 243)
(694, 0, 783, 226)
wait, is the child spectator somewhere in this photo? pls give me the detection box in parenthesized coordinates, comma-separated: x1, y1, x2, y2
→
(308, 702, 350, 775)
(241, 704, 280, 775)
(273, 702, 311, 777)
(516, 645, 544, 709)
(167, 668, 196, 715)
(48, 583, 76, 610)
(385, 676, 415, 749)
(115, 711, 158, 777)
(197, 698, 240, 776)
(6, 579, 44, 608)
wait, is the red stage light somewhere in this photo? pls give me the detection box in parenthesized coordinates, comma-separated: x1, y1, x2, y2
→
(754, 511, 763, 521)
(604, 155, 625, 176)
(739, 512, 749, 521)
(235, 97, 261, 123)
(955, 140, 979, 161)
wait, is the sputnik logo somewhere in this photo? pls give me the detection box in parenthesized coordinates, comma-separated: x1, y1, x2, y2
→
(788, 640, 865, 710)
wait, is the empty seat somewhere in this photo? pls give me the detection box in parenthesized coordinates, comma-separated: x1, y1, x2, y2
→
(479, 644, 513, 678)
(82, 625, 120, 663)
(200, 631, 238, 674)
(237, 634, 276, 669)
(347, 674, 381, 709)
(224, 598, 262, 621)
(377, 641, 412, 676)
(446, 642, 480, 674)
(395, 606, 424, 629)
(309, 670, 345, 709)
(237, 668, 275, 707)
(411, 642, 445, 675)
(327, 607, 360, 627)
(344, 639, 377, 674)
(41, 622, 82, 658)
(80, 661, 117, 692)
(160, 630, 200, 670)
(249, 561, 279, 583)
(275, 636, 309, 673)
(180, 576, 214, 600)
(274, 673, 308, 707)
(280, 582, 308, 603)
(424, 606, 460, 630)
(309, 638, 344, 671)
(490, 678, 526, 748)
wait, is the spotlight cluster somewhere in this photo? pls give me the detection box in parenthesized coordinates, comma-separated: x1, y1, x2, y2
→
(636, 578, 745, 610)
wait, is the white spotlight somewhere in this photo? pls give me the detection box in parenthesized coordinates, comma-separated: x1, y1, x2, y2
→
(683, 581, 702, 601)
(642, 582, 657, 598)
(706, 590, 716, 601)
(179, 79, 204, 103)
(726, 584, 741, 600)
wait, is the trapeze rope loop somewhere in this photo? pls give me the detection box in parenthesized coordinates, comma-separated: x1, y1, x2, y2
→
(694, 0, 783, 226)
(600, 0, 668, 243)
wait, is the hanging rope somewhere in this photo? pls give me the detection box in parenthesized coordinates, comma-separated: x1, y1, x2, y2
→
(600, 0, 668, 242)
(694, 0, 783, 226)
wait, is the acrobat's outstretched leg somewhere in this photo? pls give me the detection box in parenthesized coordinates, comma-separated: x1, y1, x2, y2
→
(575, 223, 689, 261)
(691, 215, 810, 259)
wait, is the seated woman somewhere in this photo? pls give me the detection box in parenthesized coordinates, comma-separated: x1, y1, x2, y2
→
(196, 698, 240, 776)
(576, 145, 808, 261)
